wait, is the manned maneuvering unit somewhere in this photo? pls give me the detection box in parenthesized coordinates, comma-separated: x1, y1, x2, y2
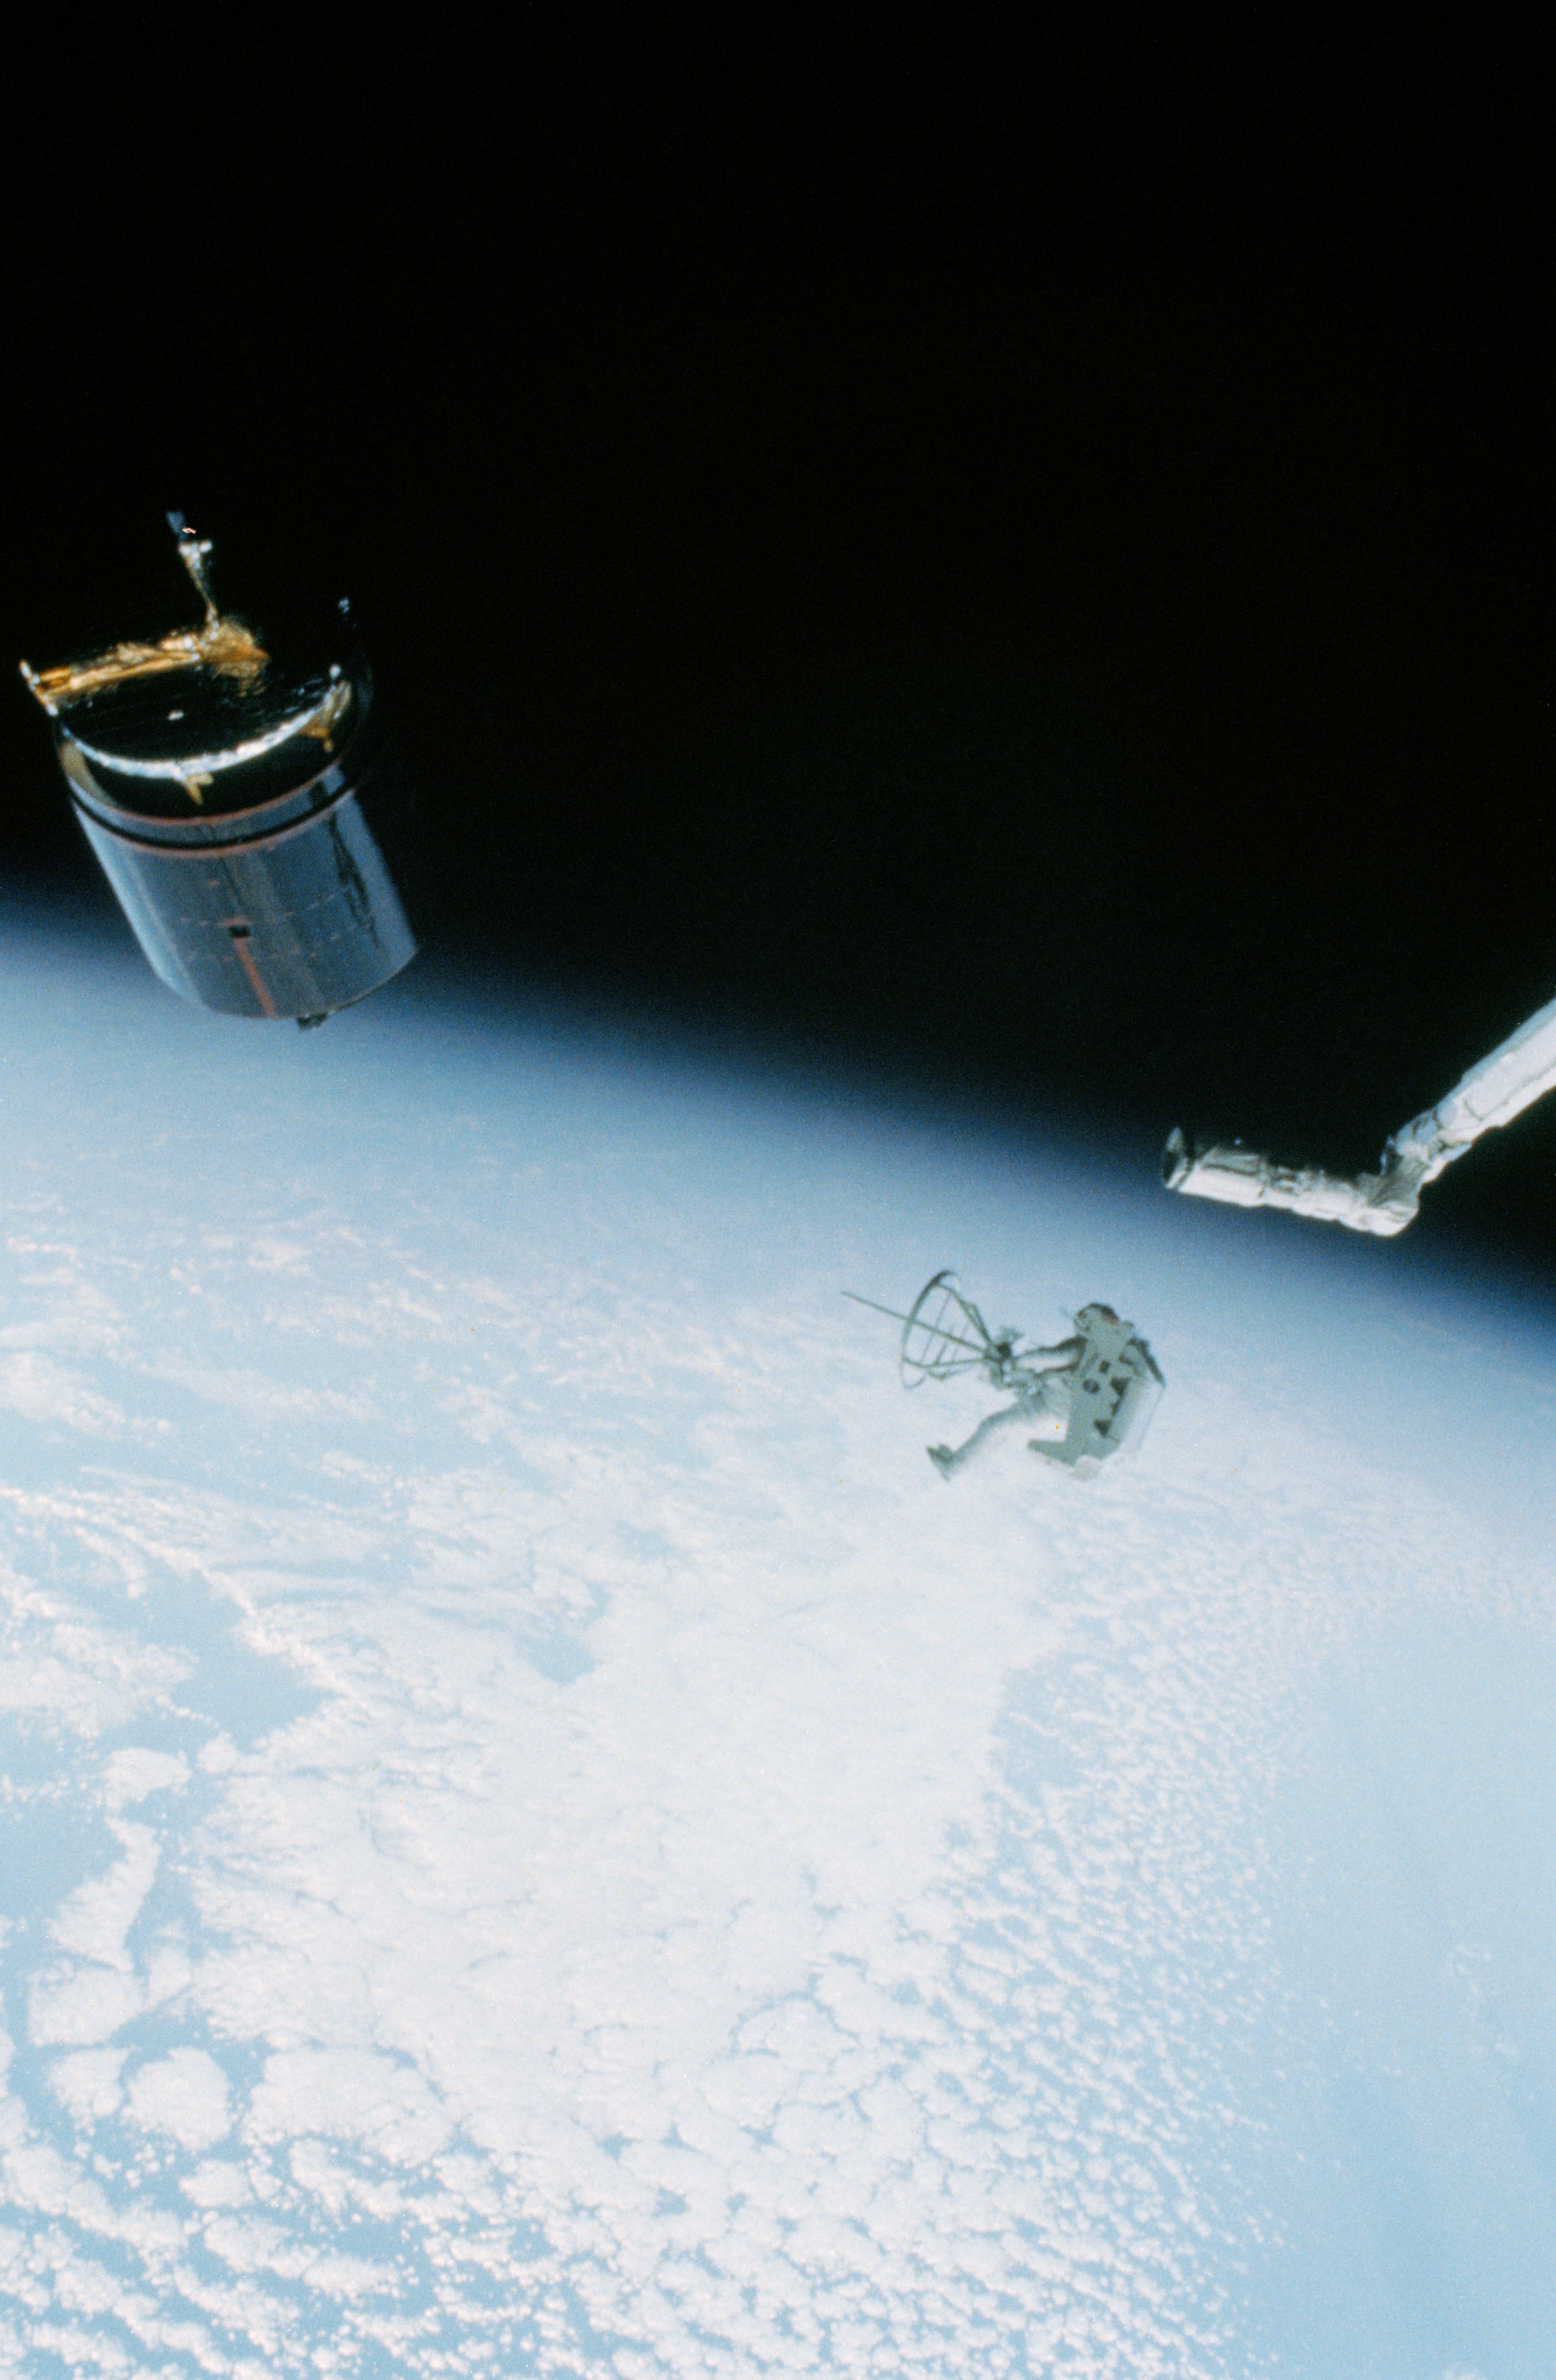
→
(20, 515, 417, 1027)
(845, 1272, 1165, 1479)
(1163, 986, 1556, 1235)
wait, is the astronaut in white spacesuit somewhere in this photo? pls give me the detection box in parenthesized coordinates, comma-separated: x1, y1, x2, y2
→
(845, 1276, 1164, 1480)
(927, 1303, 1164, 1477)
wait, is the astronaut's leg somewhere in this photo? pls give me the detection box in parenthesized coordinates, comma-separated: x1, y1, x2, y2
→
(926, 1400, 1033, 1477)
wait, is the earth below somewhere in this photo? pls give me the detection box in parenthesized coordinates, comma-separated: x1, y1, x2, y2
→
(2, 903, 1553, 2378)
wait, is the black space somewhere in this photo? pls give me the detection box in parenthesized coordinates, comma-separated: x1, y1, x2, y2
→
(2, 33, 1550, 1275)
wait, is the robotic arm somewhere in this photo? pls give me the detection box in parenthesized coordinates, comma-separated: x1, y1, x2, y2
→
(1164, 988, 1556, 1236)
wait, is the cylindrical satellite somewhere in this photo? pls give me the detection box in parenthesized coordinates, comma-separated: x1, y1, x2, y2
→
(20, 518, 417, 1026)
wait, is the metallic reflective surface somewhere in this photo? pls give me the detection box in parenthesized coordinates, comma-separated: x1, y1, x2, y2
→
(20, 521, 417, 1024)
(67, 730, 417, 1021)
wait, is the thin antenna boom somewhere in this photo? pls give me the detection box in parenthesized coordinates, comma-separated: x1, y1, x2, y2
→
(841, 1289, 914, 1325)
(842, 1288, 987, 1359)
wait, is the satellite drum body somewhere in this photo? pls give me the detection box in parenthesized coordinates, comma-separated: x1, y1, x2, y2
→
(52, 652, 421, 1023)
(55, 664, 416, 1023)
(23, 521, 417, 1026)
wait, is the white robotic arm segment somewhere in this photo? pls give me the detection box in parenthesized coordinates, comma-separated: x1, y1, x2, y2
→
(1162, 1130, 1421, 1233)
(1406, 987, 1556, 1144)
(1164, 986, 1556, 1237)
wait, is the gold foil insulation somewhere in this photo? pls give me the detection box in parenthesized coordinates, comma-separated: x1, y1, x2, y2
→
(17, 519, 352, 804)
(20, 521, 271, 715)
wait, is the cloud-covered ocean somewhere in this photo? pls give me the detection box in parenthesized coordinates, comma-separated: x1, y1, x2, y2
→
(2, 911, 1554, 2375)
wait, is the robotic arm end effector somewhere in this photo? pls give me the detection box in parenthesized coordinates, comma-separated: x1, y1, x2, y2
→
(1161, 1125, 1438, 1236)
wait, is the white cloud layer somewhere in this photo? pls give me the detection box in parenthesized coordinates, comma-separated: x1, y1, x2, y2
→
(1, 926, 1553, 2374)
